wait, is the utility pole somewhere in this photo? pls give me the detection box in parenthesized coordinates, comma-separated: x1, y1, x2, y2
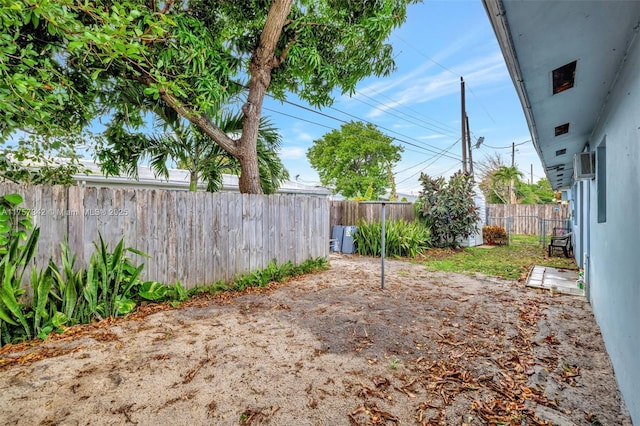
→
(531, 163, 533, 185)
(510, 142, 516, 204)
(466, 115, 473, 175)
(460, 77, 467, 173)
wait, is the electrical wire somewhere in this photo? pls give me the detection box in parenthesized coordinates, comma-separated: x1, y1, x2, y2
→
(482, 140, 532, 149)
(392, 33, 460, 77)
(263, 106, 460, 162)
(265, 96, 463, 161)
(395, 139, 461, 185)
(232, 80, 462, 161)
(350, 89, 460, 137)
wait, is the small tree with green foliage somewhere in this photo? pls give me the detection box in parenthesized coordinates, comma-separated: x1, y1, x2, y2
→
(476, 154, 555, 204)
(307, 121, 403, 199)
(516, 178, 555, 204)
(415, 171, 480, 248)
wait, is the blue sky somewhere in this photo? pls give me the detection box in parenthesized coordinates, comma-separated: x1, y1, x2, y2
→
(265, 0, 544, 196)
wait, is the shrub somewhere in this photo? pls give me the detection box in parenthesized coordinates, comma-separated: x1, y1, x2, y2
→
(0, 194, 39, 345)
(1, 227, 149, 346)
(415, 172, 480, 248)
(355, 219, 430, 258)
(483, 225, 508, 245)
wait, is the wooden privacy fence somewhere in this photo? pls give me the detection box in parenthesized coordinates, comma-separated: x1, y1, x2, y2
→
(1, 183, 329, 288)
(329, 201, 416, 229)
(486, 204, 570, 235)
(329, 201, 570, 237)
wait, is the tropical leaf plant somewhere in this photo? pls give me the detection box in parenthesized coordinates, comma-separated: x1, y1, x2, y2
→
(30, 266, 54, 338)
(88, 234, 148, 319)
(355, 219, 431, 258)
(139, 281, 168, 301)
(48, 240, 88, 325)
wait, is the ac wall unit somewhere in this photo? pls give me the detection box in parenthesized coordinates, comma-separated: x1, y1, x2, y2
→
(574, 152, 595, 180)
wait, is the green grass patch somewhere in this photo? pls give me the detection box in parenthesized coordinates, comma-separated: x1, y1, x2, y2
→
(508, 234, 543, 245)
(190, 257, 330, 297)
(419, 238, 577, 280)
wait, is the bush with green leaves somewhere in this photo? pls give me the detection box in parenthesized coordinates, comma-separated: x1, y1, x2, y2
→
(167, 257, 329, 298)
(85, 234, 148, 319)
(415, 171, 480, 248)
(355, 219, 430, 258)
(0, 194, 40, 344)
(0, 211, 151, 346)
(139, 280, 189, 308)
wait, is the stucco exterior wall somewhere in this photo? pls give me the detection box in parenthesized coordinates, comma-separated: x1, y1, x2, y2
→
(584, 34, 640, 421)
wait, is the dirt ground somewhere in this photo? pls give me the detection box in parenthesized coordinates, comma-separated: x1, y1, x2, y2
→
(0, 253, 631, 426)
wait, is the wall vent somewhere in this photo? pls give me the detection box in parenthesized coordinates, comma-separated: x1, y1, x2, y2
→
(555, 123, 570, 136)
(553, 61, 577, 94)
(574, 152, 595, 180)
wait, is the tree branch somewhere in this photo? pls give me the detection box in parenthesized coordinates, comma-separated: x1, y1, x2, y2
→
(158, 89, 239, 157)
(160, 0, 175, 14)
(275, 32, 298, 68)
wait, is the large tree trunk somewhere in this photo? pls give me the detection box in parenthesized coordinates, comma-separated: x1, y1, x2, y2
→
(159, 0, 292, 194)
(238, 0, 293, 194)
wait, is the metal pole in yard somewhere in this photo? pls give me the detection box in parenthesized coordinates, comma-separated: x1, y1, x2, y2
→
(359, 201, 412, 290)
(381, 202, 386, 289)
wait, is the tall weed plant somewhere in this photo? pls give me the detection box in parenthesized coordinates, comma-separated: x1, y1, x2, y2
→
(355, 219, 430, 258)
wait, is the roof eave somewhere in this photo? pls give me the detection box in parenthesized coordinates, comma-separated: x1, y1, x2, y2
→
(482, 0, 550, 184)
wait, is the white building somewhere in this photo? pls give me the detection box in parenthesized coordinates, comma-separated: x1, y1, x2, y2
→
(74, 159, 332, 197)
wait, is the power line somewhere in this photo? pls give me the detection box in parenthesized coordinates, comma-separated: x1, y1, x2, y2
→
(482, 140, 531, 149)
(262, 107, 334, 131)
(325, 103, 461, 160)
(395, 139, 461, 185)
(266, 95, 462, 161)
(352, 88, 460, 137)
(392, 33, 460, 77)
(264, 105, 460, 161)
(233, 80, 462, 161)
(395, 138, 461, 176)
(392, 33, 498, 127)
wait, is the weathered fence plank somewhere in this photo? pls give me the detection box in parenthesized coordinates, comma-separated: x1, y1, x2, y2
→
(486, 204, 570, 235)
(329, 200, 415, 232)
(1, 183, 329, 289)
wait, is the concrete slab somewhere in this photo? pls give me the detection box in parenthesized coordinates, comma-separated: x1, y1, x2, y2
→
(526, 265, 585, 296)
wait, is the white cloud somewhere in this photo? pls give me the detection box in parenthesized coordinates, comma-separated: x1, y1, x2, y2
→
(295, 132, 315, 143)
(278, 146, 307, 160)
(364, 52, 507, 118)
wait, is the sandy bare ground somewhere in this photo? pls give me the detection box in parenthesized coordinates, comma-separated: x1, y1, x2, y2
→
(0, 254, 631, 425)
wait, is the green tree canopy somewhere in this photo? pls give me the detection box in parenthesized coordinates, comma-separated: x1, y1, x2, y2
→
(0, 134, 87, 185)
(2, 0, 418, 193)
(306, 121, 403, 199)
(517, 178, 555, 204)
